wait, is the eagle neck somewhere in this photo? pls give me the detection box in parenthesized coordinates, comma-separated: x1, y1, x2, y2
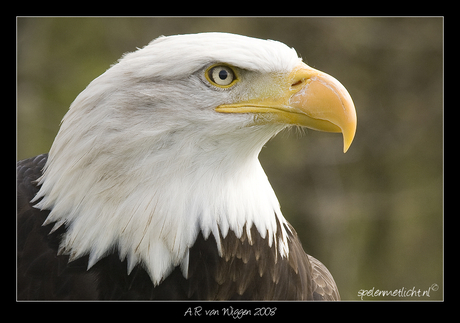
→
(34, 122, 291, 285)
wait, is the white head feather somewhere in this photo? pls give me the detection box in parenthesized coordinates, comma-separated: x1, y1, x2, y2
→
(33, 32, 301, 285)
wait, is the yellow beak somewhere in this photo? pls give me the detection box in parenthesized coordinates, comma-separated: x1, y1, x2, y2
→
(215, 62, 357, 153)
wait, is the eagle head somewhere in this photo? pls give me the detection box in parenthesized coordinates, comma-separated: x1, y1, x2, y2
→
(33, 32, 356, 285)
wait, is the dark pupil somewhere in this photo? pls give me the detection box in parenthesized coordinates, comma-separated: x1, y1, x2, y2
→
(218, 69, 228, 80)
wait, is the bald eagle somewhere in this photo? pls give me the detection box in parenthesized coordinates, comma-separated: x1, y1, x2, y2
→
(17, 32, 356, 300)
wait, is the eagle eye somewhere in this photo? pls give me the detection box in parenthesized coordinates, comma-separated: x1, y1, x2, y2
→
(205, 65, 238, 88)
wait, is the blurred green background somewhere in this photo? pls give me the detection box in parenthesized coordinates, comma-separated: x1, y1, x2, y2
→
(17, 17, 443, 300)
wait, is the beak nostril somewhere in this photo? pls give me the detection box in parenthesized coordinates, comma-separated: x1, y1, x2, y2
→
(291, 79, 304, 87)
